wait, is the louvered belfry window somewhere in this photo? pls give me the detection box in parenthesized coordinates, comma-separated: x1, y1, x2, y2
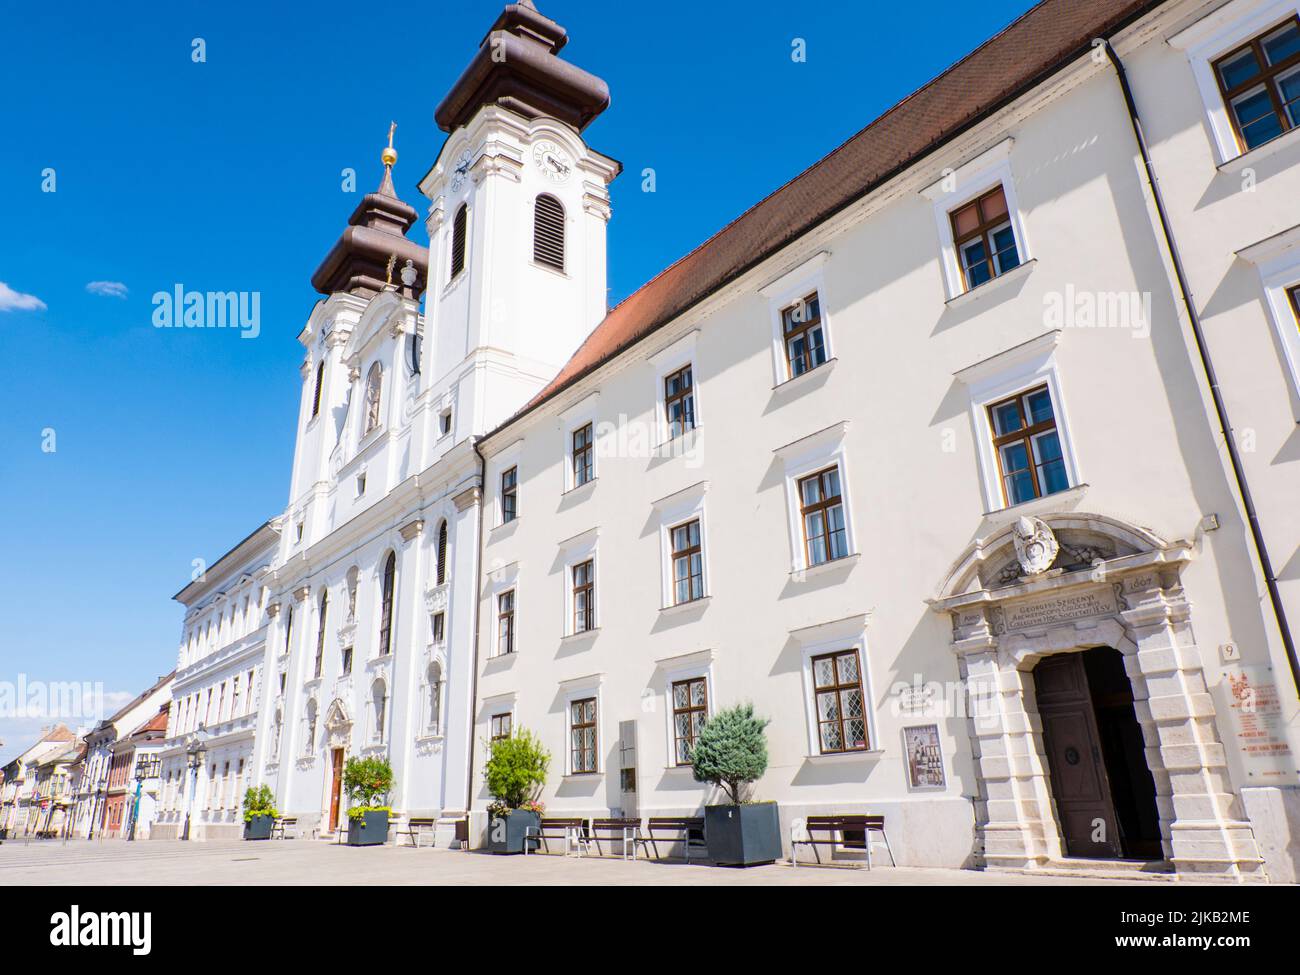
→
(450, 204, 468, 280)
(533, 194, 565, 272)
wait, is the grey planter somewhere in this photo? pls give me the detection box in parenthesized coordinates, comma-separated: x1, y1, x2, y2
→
(704, 802, 781, 866)
(243, 814, 274, 840)
(487, 809, 541, 854)
(346, 809, 390, 846)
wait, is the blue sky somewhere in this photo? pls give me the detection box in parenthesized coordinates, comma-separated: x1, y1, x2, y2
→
(0, 0, 1039, 762)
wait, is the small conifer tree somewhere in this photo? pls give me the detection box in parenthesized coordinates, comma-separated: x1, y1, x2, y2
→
(689, 703, 770, 804)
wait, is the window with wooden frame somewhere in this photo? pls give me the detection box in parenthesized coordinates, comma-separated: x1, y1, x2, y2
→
(431, 611, 445, 645)
(490, 712, 513, 742)
(501, 466, 518, 523)
(572, 559, 595, 633)
(798, 467, 848, 566)
(571, 422, 594, 487)
(1213, 16, 1300, 152)
(497, 590, 515, 655)
(949, 185, 1021, 290)
(663, 365, 696, 438)
(449, 204, 468, 280)
(314, 591, 327, 679)
(533, 194, 566, 272)
(311, 361, 324, 418)
(671, 677, 708, 766)
(670, 519, 704, 604)
(781, 292, 827, 378)
(987, 385, 1068, 506)
(1289, 283, 1300, 327)
(812, 650, 869, 753)
(377, 551, 396, 657)
(570, 697, 598, 773)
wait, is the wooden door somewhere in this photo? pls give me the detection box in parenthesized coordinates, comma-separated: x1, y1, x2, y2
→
(1032, 653, 1122, 858)
(328, 749, 344, 832)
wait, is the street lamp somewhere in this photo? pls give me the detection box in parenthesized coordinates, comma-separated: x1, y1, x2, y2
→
(182, 731, 208, 842)
(127, 757, 151, 842)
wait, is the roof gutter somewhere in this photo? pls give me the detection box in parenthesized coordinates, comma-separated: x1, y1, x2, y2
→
(1102, 39, 1299, 695)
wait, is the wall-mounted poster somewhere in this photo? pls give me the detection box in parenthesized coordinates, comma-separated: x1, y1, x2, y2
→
(904, 724, 945, 789)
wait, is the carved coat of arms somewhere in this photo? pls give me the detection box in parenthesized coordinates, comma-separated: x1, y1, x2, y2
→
(1012, 516, 1059, 576)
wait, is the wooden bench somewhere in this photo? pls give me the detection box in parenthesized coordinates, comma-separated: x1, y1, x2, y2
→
(270, 816, 298, 840)
(636, 817, 707, 862)
(790, 815, 895, 869)
(398, 818, 437, 848)
(523, 817, 587, 856)
(586, 817, 643, 860)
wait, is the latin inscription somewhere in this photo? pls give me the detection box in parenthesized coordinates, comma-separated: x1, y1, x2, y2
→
(1001, 587, 1118, 632)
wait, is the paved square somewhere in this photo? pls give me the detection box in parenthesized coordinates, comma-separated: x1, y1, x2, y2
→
(0, 839, 1157, 885)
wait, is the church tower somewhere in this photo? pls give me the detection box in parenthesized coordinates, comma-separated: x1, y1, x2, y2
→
(419, 1, 620, 435)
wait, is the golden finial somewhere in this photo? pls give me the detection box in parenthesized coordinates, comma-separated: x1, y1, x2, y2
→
(386, 253, 397, 285)
(382, 121, 398, 168)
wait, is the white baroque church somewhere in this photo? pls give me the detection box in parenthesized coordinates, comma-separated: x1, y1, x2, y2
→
(156, 0, 1300, 882)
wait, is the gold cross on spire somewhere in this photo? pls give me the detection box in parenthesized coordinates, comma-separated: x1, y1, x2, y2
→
(382, 121, 398, 168)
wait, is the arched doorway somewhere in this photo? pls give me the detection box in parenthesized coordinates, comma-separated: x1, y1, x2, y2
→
(1032, 647, 1161, 860)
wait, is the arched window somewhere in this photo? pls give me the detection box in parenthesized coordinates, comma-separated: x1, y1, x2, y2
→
(449, 204, 468, 280)
(283, 604, 294, 657)
(435, 520, 449, 586)
(427, 662, 443, 734)
(314, 591, 328, 679)
(311, 360, 325, 418)
(363, 362, 383, 434)
(304, 699, 318, 755)
(533, 194, 565, 271)
(371, 680, 388, 744)
(378, 552, 396, 658)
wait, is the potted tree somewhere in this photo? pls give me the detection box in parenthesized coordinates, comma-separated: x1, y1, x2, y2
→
(691, 703, 782, 866)
(343, 755, 393, 847)
(242, 784, 278, 840)
(483, 728, 549, 854)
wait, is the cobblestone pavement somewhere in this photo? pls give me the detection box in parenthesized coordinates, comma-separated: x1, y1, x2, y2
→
(0, 838, 1158, 885)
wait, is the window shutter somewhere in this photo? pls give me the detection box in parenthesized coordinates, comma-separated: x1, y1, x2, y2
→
(436, 521, 448, 585)
(533, 194, 565, 271)
(450, 205, 467, 280)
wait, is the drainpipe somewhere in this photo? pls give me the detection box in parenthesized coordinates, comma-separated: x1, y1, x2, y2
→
(1102, 39, 1300, 695)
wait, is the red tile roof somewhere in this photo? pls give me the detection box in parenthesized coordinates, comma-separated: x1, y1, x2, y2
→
(507, 0, 1162, 426)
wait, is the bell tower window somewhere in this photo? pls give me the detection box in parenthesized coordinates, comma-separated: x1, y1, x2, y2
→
(449, 204, 468, 281)
(311, 360, 324, 418)
(533, 194, 566, 272)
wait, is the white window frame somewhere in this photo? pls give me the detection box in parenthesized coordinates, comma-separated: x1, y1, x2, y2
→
(1238, 223, 1300, 405)
(1170, 0, 1300, 166)
(647, 329, 702, 446)
(658, 649, 715, 769)
(954, 330, 1082, 512)
(773, 422, 859, 574)
(651, 481, 711, 609)
(558, 528, 599, 637)
(560, 677, 603, 776)
(790, 614, 879, 759)
(559, 392, 600, 493)
(489, 562, 520, 657)
(759, 251, 834, 387)
(921, 138, 1031, 300)
(492, 439, 524, 528)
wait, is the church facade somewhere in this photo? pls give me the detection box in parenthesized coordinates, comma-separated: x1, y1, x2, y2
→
(161, 0, 1300, 882)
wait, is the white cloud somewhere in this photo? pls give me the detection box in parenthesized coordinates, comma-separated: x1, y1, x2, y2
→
(0, 281, 47, 312)
(86, 280, 129, 299)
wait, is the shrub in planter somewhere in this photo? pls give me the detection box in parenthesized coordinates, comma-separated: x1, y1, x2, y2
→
(483, 729, 549, 854)
(343, 756, 393, 847)
(242, 784, 278, 840)
(691, 703, 782, 866)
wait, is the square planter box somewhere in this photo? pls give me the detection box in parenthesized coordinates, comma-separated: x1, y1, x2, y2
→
(243, 814, 275, 840)
(704, 802, 781, 866)
(346, 809, 390, 846)
(487, 809, 541, 854)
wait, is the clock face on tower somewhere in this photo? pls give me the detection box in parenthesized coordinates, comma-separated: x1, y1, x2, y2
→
(532, 140, 573, 184)
(450, 147, 473, 191)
